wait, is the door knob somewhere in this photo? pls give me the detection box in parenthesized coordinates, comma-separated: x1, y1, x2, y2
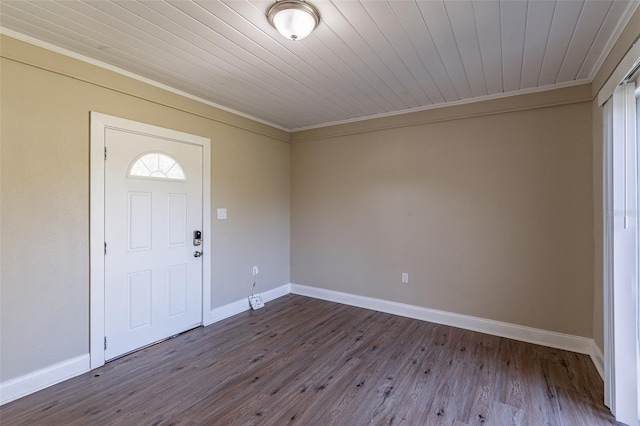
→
(193, 251, 202, 258)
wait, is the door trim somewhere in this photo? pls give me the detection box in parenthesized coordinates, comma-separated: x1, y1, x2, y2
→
(90, 112, 211, 369)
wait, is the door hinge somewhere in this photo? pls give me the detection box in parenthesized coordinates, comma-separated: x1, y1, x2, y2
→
(104, 147, 107, 160)
(104, 242, 107, 255)
(104, 336, 107, 350)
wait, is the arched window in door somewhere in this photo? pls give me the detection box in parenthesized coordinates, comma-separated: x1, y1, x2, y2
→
(128, 152, 186, 181)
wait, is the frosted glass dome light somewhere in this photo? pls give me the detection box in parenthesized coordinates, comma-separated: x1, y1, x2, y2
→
(268, 1, 320, 41)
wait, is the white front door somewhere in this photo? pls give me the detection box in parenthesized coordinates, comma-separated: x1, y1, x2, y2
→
(104, 129, 203, 361)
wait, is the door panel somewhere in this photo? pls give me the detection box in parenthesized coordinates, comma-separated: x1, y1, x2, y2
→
(168, 194, 187, 246)
(105, 129, 203, 361)
(168, 263, 187, 317)
(128, 192, 152, 250)
(128, 270, 152, 329)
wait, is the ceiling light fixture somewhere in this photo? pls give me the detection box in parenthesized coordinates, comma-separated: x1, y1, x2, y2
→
(267, 0, 320, 41)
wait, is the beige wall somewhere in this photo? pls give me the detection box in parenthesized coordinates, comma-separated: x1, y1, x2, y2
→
(590, 6, 640, 352)
(0, 36, 290, 381)
(291, 98, 594, 337)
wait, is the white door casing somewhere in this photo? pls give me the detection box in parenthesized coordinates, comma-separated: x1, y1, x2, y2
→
(104, 131, 202, 360)
(90, 112, 211, 369)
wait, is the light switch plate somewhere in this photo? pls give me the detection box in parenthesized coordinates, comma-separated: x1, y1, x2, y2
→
(217, 208, 227, 220)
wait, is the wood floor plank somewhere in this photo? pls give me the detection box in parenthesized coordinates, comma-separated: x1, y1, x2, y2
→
(0, 295, 616, 425)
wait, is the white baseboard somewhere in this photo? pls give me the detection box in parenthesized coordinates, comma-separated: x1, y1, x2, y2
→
(290, 283, 594, 355)
(590, 341, 605, 380)
(0, 354, 90, 406)
(203, 283, 291, 326)
(0, 285, 291, 406)
(1, 283, 601, 407)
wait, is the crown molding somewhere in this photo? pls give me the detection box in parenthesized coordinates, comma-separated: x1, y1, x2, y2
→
(0, 28, 290, 134)
(290, 79, 591, 133)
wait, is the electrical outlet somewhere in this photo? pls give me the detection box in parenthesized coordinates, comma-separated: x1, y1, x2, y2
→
(252, 266, 259, 276)
(401, 273, 409, 284)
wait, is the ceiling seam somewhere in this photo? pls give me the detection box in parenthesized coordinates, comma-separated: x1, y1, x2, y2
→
(360, 1, 432, 105)
(553, 0, 586, 85)
(328, 0, 409, 110)
(415, 2, 461, 101)
(442, 0, 477, 98)
(470, 1, 489, 98)
(535, 0, 558, 87)
(575, 1, 613, 80)
(518, 0, 530, 90)
(587, 0, 640, 82)
(389, 3, 445, 104)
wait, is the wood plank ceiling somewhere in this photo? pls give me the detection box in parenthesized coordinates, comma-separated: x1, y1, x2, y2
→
(1, 0, 637, 131)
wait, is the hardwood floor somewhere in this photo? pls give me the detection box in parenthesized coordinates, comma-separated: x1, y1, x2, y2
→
(1, 295, 616, 425)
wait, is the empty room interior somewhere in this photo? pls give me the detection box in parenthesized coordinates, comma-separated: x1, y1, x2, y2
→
(1, 0, 640, 424)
